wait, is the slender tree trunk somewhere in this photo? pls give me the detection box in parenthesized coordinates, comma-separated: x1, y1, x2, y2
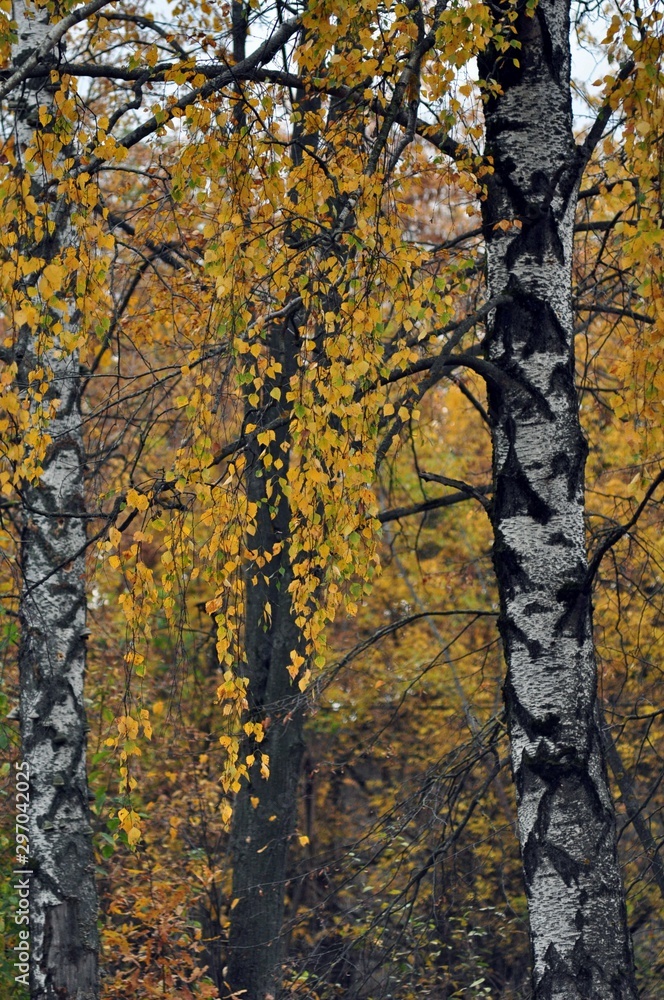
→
(478, 2, 637, 997)
(225, 59, 322, 994)
(12, 3, 99, 997)
(226, 314, 306, 999)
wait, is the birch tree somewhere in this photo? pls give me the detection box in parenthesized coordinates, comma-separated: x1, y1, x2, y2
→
(1, 0, 662, 997)
(476, 2, 637, 995)
(5, 1, 109, 996)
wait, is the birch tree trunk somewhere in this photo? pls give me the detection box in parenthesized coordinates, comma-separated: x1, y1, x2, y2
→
(478, 2, 637, 996)
(12, 2, 99, 996)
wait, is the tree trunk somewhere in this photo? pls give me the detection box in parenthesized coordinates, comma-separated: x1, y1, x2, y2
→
(478, 2, 637, 997)
(225, 312, 306, 1000)
(225, 68, 322, 997)
(12, 3, 99, 997)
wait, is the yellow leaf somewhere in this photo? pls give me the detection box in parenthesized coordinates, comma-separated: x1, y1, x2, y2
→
(126, 488, 149, 511)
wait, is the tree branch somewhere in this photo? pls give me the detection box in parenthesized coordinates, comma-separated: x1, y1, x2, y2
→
(576, 58, 636, 169)
(575, 302, 654, 325)
(586, 469, 664, 587)
(598, 702, 664, 901)
(378, 485, 492, 523)
(85, 17, 302, 173)
(419, 471, 492, 513)
(0, 0, 116, 101)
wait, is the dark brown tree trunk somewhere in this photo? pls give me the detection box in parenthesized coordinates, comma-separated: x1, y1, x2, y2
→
(225, 312, 306, 1000)
(478, 2, 637, 996)
(224, 65, 322, 997)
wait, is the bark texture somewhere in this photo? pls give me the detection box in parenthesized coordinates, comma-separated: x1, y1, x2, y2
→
(13, 3, 99, 997)
(478, 3, 637, 997)
(225, 76, 320, 997)
(226, 312, 305, 1000)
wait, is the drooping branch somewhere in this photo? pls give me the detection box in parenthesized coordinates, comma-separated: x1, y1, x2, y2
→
(11, 60, 467, 166)
(85, 16, 303, 173)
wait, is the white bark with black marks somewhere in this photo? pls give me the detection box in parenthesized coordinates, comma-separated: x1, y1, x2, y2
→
(12, 1, 99, 996)
(478, 2, 637, 997)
